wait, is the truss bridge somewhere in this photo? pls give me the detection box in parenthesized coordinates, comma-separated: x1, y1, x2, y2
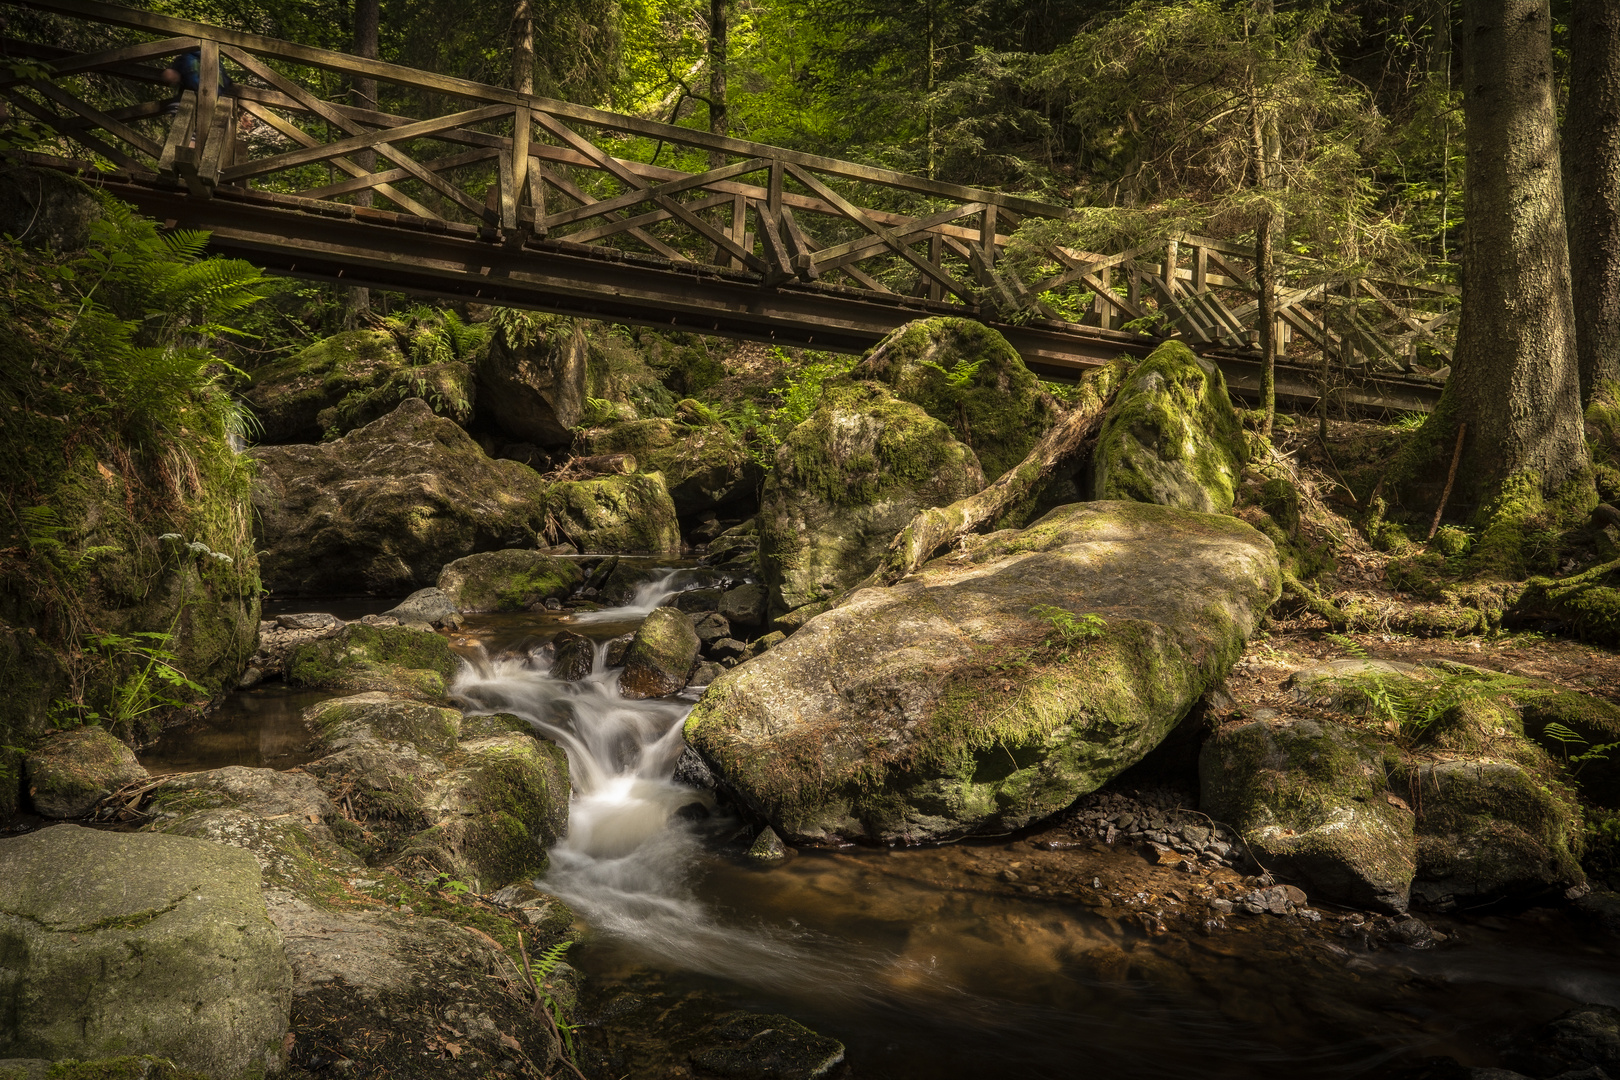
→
(0, 0, 1452, 412)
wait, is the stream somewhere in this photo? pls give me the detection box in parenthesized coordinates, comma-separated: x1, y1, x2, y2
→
(144, 571, 1620, 1079)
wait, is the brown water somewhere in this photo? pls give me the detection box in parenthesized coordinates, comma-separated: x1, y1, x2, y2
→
(139, 685, 332, 773)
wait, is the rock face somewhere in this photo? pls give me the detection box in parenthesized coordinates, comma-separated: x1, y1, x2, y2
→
(251, 399, 551, 595)
(244, 329, 475, 445)
(1093, 340, 1246, 513)
(541, 471, 682, 556)
(758, 382, 984, 615)
(301, 693, 569, 888)
(382, 586, 461, 627)
(476, 317, 587, 446)
(436, 549, 585, 612)
(286, 622, 460, 699)
(1200, 716, 1416, 913)
(857, 317, 1059, 483)
(24, 726, 146, 818)
(0, 825, 291, 1075)
(686, 501, 1280, 844)
(620, 606, 701, 699)
(1401, 757, 1586, 909)
(579, 410, 761, 514)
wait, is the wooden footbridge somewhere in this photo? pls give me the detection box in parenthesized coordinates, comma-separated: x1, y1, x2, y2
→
(0, 0, 1451, 411)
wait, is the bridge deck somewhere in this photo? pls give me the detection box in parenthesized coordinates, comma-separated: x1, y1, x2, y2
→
(0, 0, 1448, 413)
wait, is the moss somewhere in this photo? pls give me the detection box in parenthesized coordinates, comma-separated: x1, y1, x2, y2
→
(1588, 382, 1620, 468)
(541, 471, 681, 555)
(857, 317, 1059, 484)
(436, 549, 584, 613)
(287, 623, 458, 697)
(43, 1058, 211, 1080)
(1517, 558, 1620, 646)
(1092, 340, 1246, 513)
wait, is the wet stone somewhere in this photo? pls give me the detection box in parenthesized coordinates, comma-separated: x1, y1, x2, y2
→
(747, 827, 788, 862)
(689, 1012, 845, 1080)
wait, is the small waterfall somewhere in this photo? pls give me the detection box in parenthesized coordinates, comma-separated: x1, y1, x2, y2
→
(448, 581, 895, 1002)
(567, 566, 688, 626)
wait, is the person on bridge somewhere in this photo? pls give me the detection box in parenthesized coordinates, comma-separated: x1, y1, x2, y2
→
(161, 49, 234, 111)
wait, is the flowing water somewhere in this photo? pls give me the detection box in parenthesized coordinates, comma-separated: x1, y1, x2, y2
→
(184, 575, 1620, 1078)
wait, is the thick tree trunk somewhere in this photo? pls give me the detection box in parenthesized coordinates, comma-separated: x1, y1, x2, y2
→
(1565, 0, 1620, 403)
(343, 0, 380, 329)
(864, 357, 1135, 589)
(1426, 0, 1586, 504)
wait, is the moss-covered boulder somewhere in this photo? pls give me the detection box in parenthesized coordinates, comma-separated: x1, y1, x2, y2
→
(24, 726, 147, 819)
(476, 316, 587, 446)
(0, 825, 291, 1075)
(243, 329, 475, 445)
(541, 471, 681, 555)
(578, 410, 761, 515)
(1200, 716, 1416, 913)
(1398, 755, 1586, 909)
(250, 399, 551, 595)
(436, 549, 585, 613)
(1521, 689, 1620, 806)
(857, 317, 1059, 484)
(706, 518, 759, 571)
(394, 732, 570, 890)
(1093, 340, 1245, 512)
(686, 501, 1280, 844)
(757, 382, 984, 615)
(300, 694, 568, 887)
(619, 606, 701, 699)
(287, 623, 459, 699)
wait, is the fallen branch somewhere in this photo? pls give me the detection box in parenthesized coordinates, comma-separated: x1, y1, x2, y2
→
(1427, 422, 1466, 540)
(862, 356, 1138, 589)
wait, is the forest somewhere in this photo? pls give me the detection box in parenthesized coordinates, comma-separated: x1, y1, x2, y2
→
(0, 1, 1619, 1079)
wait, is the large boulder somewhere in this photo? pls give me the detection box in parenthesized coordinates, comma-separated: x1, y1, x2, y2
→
(1200, 716, 1416, 913)
(243, 329, 475, 445)
(578, 408, 761, 514)
(0, 826, 291, 1075)
(476, 316, 587, 446)
(619, 606, 701, 699)
(250, 398, 551, 595)
(757, 382, 984, 616)
(300, 694, 569, 887)
(541, 471, 682, 555)
(24, 726, 146, 818)
(686, 501, 1280, 844)
(1400, 756, 1586, 909)
(1093, 340, 1246, 513)
(436, 549, 585, 612)
(286, 622, 460, 699)
(857, 317, 1060, 484)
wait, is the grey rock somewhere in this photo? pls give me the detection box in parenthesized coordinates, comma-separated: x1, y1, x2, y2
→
(24, 727, 146, 819)
(674, 746, 716, 790)
(676, 587, 725, 613)
(689, 661, 724, 689)
(605, 633, 634, 668)
(382, 587, 462, 628)
(709, 637, 748, 660)
(550, 630, 595, 681)
(0, 825, 291, 1074)
(276, 611, 342, 632)
(691, 611, 732, 644)
(719, 583, 768, 628)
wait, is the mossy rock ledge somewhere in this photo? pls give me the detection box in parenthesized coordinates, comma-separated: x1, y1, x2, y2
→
(757, 381, 985, 617)
(286, 621, 459, 699)
(250, 398, 550, 595)
(436, 548, 585, 613)
(1093, 340, 1246, 513)
(24, 726, 147, 819)
(541, 471, 682, 556)
(579, 411, 762, 515)
(0, 825, 291, 1076)
(244, 328, 474, 445)
(685, 500, 1280, 844)
(857, 317, 1060, 485)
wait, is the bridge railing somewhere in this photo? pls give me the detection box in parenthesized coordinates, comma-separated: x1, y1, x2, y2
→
(0, 0, 1455, 381)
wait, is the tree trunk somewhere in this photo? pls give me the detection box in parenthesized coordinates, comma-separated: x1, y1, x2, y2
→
(864, 357, 1136, 589)
(1425, 0, 1587, 505)
(1249, 0, 1279, 439)
(513, 0, 534, 95)
(1565, 0, 1620, 403)
(343, 0, 379, 329)
(707, 0, 728, 169)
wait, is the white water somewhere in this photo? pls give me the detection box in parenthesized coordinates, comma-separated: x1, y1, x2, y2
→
(566, 566, 688, 626)
(448, 585, 899, 1003)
